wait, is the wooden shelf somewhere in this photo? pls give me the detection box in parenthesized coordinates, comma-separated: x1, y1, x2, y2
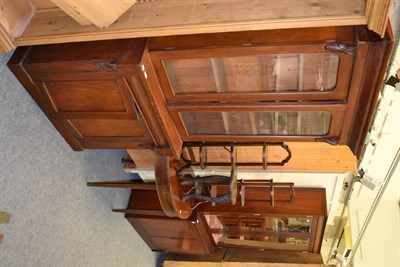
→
(1, 0, 393, 53)
(1, 0, 378, 53)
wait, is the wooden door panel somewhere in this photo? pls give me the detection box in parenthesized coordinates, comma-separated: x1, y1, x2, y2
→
(35, 72, 136, 118)
(30, 70, 153, 148)
(67, 119, 148, 138)
(24, 61, 111, 74)
(148, 236, 205, 254)
(30, 71, 153, 148)
(7, 40, 158, 150)
(42, 80, 127, 113)
(127, 215, 209, 254)
(134, 218, 197, 238)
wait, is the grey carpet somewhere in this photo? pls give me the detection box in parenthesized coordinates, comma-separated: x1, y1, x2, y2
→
(0, 51, 158, 267)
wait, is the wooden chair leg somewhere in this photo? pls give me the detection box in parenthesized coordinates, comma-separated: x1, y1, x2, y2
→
(87, 180, 156, 190)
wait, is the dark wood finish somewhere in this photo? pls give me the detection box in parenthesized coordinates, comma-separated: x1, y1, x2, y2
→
(120, 189, 166, 216)
(9, 25, 392, 257)
(140, 51, 183, 158)
(223, 248, 323, 264)
(345, 34, 393, 157)
(38, 72, 152, 149)
(8, 46, 83, 150)
(149, 44, 354, 103)
(154, 154, 192, 219)
(147, 25, 392, 157)
(127, 215, 211, 254)
(164, 248, 226, 263)
(149, 26, 356, 51)
(8, 26, 391, 158)
(90, 179, 326, 254)
(7, 38, 181, 153)
(8, 39, 154, 150)
(198, 188, 327, 253)
(87, 180, 156, 190)
(123, 188, 212, 255)
(169, 103, 345, 143)
(199, 187, 327, 216)
(164, 248, 323, 265)
(119, 185, 326, 254)
(313, 215, 328, 253)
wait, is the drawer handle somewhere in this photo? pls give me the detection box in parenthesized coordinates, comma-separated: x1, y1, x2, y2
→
(325, 43, 356, 55)
(315, 137, 339, 145)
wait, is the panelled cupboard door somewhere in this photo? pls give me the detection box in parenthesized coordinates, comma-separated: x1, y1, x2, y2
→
(27, 69, 153, 150)
(149, 43, 354, 103)
(127, 217, 210, 254)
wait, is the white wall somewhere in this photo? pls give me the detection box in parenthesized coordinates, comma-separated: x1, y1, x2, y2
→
(348, 8, 400, 266)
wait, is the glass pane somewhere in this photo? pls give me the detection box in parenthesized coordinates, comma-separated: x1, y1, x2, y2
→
(204, 213, 312, 250)
(163, 58, 217, 94)
(164, 54, 339, 95)
(205, 215, 313, 233)
(180, 111, 331, 136)
(269, 217, 313, 233)
(180, 112, 226, 135)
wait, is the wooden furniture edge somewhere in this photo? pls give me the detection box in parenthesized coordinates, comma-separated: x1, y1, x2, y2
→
(345, 29, 393, 158)
(15, 16, 368, 47)
(140, 49, 183, 158)
(87, 180, 156, 190)
(14, 0, 369, 49)
(366, 0, 392, 37)
(164, 261, 327, 267)
(0, 0, 35, 52)
(154, 154, 192, 219)
(164, 248, 326, 266)
(0, 24, 15, 52)
(6, 47, 83, 150)
(2, 0, 392, 52)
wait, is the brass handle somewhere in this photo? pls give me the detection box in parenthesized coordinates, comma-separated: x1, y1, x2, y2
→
(199, 143, 207, 170)
(315, 137, 339, 145)
(325, 43, 356, 55)
(262, 143, 268, 170)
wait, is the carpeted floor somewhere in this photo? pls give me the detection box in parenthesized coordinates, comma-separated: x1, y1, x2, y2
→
(0, 52, 158, 266)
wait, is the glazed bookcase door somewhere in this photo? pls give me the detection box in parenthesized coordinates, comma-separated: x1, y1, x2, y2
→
(203, 213, 318, 252)
(150, 44, 354, 103)
(168, 103, 346, 142)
